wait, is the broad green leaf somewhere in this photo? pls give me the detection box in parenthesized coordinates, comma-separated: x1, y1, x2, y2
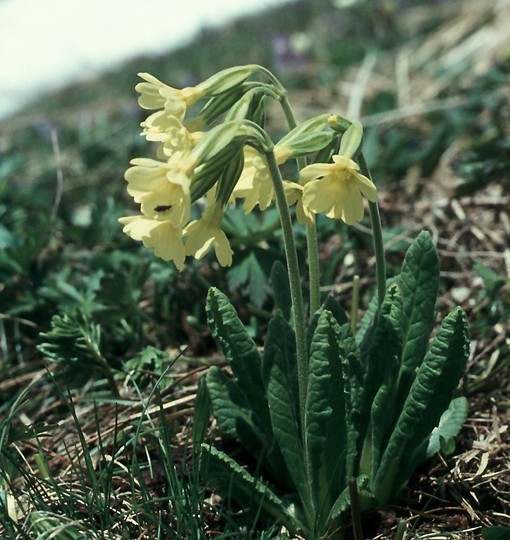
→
(263, 315, 311, 510)
(200, 444, 304, 536)
(307, 295, 348, 351)
(206, 367, 268, 457)
(356, 277, 397, 347)
(414, 396, 468, 464)
(373, 308, 469, 503)
(305, 310, 348, 523)
(206, 369, 289, 484)
(357, 285, 402, 478)
(206, 288, 270, 428)
(394, 231, 439, 400)
(270, 260, 292, 323)
(366, 286, 403, 479)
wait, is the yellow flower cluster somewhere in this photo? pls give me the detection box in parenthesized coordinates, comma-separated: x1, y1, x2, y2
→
(119, 69, 285, 270)
(119, 67, 378, 271)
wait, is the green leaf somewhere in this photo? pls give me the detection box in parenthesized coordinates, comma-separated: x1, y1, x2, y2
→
(336, 322, 364, 482)
(481, 527, 510, 540)
(394, 231, 439, 401)
(206, 288, 270, 428)
(305, 310, 349, 524)
(206, 367, 269, 457)
(192, 376, 211, 449)
(307, 295, 348, 351)
(422, 396, 468, 461)
(373, 308, 469, 503)
(200, 444, 304, 536)
(358, 285, 402, 479)
(270, 260, 292, 323)
(263, 315, 311, 508)
(473, 262, 506, 295)
(356, 276, 397, 347)
(37, 311, 112, 388)
(326, 476, 372, 530)
(226, 251, 272, 307)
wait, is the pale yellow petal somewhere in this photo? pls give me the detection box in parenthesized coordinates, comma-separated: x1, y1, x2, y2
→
(302, 178, 337, 215)
(213, 229, 233, 267)
(353, 171, 378, 202)
(120, 215, 185, 270)
(299, 163, 332, 183)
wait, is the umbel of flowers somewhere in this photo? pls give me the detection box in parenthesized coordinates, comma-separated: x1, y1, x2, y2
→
(119, 65, 377, 272)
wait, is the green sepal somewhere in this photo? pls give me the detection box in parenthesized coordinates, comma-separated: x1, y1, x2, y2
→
(215, 147, 245, 208)
(191, 84, 246, 129)
(339, 121, 363, 159)
(277, 114, 330, 146)
(224, 83, 277, 124)
(197, 64, 259, 96)
(282, 132, 335, 158)
(200, 444, 304, 535)
(328, 114, 353, 134)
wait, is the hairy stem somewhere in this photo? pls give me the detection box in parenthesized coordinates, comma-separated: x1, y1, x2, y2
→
(359, 153, 386, 306)
(265, 149, 308, 434)
(280, 95, 321, 315)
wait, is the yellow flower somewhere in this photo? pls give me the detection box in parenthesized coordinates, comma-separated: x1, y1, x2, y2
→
(124, 157, 191, 227)
(119, 215, 186, 270)
(301, 155, 377, 225)
(184, 201, 233, 267)
(141, 112, 204, 156)
(283, 181, 315, 226)
(136, 73, 203, 119)
(233, 145, 290, 213)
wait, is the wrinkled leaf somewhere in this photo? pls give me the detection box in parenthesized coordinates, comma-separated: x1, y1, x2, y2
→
(206, 288, 270, 427)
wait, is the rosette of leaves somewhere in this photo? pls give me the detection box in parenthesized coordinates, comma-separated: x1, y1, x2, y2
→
(195, 231, 469, 539)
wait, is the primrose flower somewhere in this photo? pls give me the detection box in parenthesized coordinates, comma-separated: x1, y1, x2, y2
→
(184, 200, 233, 267)
(124, 157, 192, 227)
(233, 145, 291, 213)
(301, 155, 377, 225)
(136, 73, 203, 120)
(119, 215, 186, 271)
(141, 111, 204, 155)
(283, 181, 315, 226)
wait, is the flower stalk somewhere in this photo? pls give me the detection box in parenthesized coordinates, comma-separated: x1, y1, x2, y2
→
(280, 94, 322, 316)
(358, 153, 386, 306)
(265, 149, 309, 431)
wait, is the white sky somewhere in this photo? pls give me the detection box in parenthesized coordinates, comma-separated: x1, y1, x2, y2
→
(0, 0, 291, 119)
